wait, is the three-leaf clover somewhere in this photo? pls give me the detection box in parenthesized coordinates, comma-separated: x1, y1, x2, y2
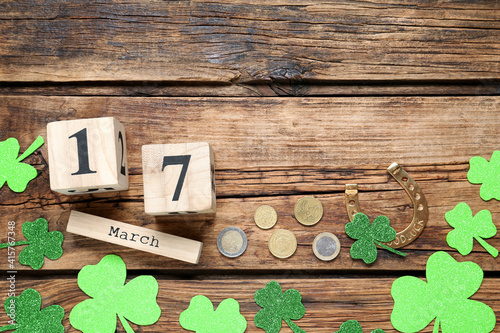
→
(345, 213, 406, 264)
(334, 320, 385, 333)
(69, 254, 161, 333)
(468, 151, 500, 201)
(179, 295, 247, 333)
(445, 202, 498, 257)
(391, 251, 496, 333)
(0, 136, 44, 193)
(1, 288, 64, 332)
(0, 218, 64, 269)
(254, 281, 306, 333)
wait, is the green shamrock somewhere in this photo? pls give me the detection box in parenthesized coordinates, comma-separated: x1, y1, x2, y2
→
(445, 202, 498, 257)
(468, 151, 500, 201)
(391, 251, 496, 333)
(1, 288, 64, 332)
(0, 218, 64, 269)
(69, 254, 161, 333)
(345, 213, 406, 264)
(179, 295, 247, 333)
(334, 320, 385, 333)
(0, 136, 44, 193)
(254, 281, 306, 333)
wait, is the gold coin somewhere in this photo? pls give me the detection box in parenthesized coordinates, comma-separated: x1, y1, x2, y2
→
(294, 196, 323, 226)
(254, 205, 278, 229)
(268, 229, 297, 259)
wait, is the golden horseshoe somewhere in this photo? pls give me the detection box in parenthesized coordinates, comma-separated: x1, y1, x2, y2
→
(345, 163, 429, 249)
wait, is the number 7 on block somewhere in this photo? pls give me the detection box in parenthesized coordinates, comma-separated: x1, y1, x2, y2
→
(142, 142, 216, 215)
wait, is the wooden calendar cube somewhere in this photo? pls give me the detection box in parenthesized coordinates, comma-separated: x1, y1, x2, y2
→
(47, 117, 129, 194)
(142, 142, 216, 215)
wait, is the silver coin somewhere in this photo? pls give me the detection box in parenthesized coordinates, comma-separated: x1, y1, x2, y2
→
(217, 226, 248, 258)
(312, 232, 340, 261)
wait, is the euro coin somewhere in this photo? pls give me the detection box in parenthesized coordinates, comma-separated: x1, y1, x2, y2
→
(217, 226, 247, 258)
(268, 229, 297, 259)
(294, 196, 323, 226)
(312, 232, 340, 261)
(254, 205, 278, 229)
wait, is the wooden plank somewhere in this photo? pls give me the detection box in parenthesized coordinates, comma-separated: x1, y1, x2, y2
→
(0, 277, 499, 332)
(0, 96, 499, 272)
(1, 0, 499, 83)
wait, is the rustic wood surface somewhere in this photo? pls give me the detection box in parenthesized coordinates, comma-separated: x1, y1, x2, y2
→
(1, 0, 500, 332)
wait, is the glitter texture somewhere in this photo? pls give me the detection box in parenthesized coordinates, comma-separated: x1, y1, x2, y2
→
(345, 213, 406, 264)
(2, 288, 64, 332)
(445, 202, 498, 257)
(468, 151, 500, 201)
(179, 295, 247, 333)
(391, 251, 496, 333)
(254, 281, 306, 333)
(334, 319, 385, 333)
(0, 136, 44, 193)
(69, 254, 161, 333)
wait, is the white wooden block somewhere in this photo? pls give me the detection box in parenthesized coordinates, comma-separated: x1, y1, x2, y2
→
(142, 142, 216, 215)
(66, 211, 203, 264)
(47, 117, 128, 194)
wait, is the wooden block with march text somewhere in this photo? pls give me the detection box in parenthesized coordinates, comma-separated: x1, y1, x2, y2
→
(142, 142, 216, 215)
(47, 117, 128, 194)
(66, 211, 203, 264)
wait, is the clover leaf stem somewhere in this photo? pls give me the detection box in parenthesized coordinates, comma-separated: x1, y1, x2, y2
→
(433, 317, 440, 333)
(0, 324, 17, 332)
(118, 314, 135, 333)
(16, 136, 44, 163)
(0, 241, 29, 249)
(474, 236, 499, 258)
(374, 241, 406, 257)
(284, 318, 306, 333)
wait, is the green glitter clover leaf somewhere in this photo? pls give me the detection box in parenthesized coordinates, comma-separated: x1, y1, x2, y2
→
(254, 281, 306, 333)
(0, 136, 44, 193)
(468, 151, 500, 201)
(179, 295, 247, 333)
(0, 218, 63, 270)
(334, 320, 385, 333)
(69, 254, 161, 333)
(345, 213, 406, 264)
(1, 288, 64, 332)
(445, 202, 498, 258)
(391, 251, 496, 333)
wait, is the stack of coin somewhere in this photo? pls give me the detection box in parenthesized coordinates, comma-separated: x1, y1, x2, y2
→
(268, 229, 297, 259)
(254, 205, 278, 229)
(294, 196, 323, 226)
(217, 227, 248, 258)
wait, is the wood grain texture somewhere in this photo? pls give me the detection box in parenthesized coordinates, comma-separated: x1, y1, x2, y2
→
(0, 277, 499, 332)
(0, 96, 499, 272)
(1, 0, 499, 83)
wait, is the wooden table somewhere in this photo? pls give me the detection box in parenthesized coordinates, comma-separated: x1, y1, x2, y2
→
(1, 1, 500, 332)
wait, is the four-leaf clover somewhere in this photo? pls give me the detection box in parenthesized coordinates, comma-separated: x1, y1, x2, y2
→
(345, 213, 406, 264)
(445, 202, 498, 257)
(0, 218, 64, 269)
(334, 320, 385, 333)
(391, 251, 496, 333)
(0, 136, 44, 193)
(468, 151, 500, 201)
(254, 281, 306, 333)
(69, 254, 161, 333)
(1, 288, 64, 332)
(179, 295, 247, 333)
